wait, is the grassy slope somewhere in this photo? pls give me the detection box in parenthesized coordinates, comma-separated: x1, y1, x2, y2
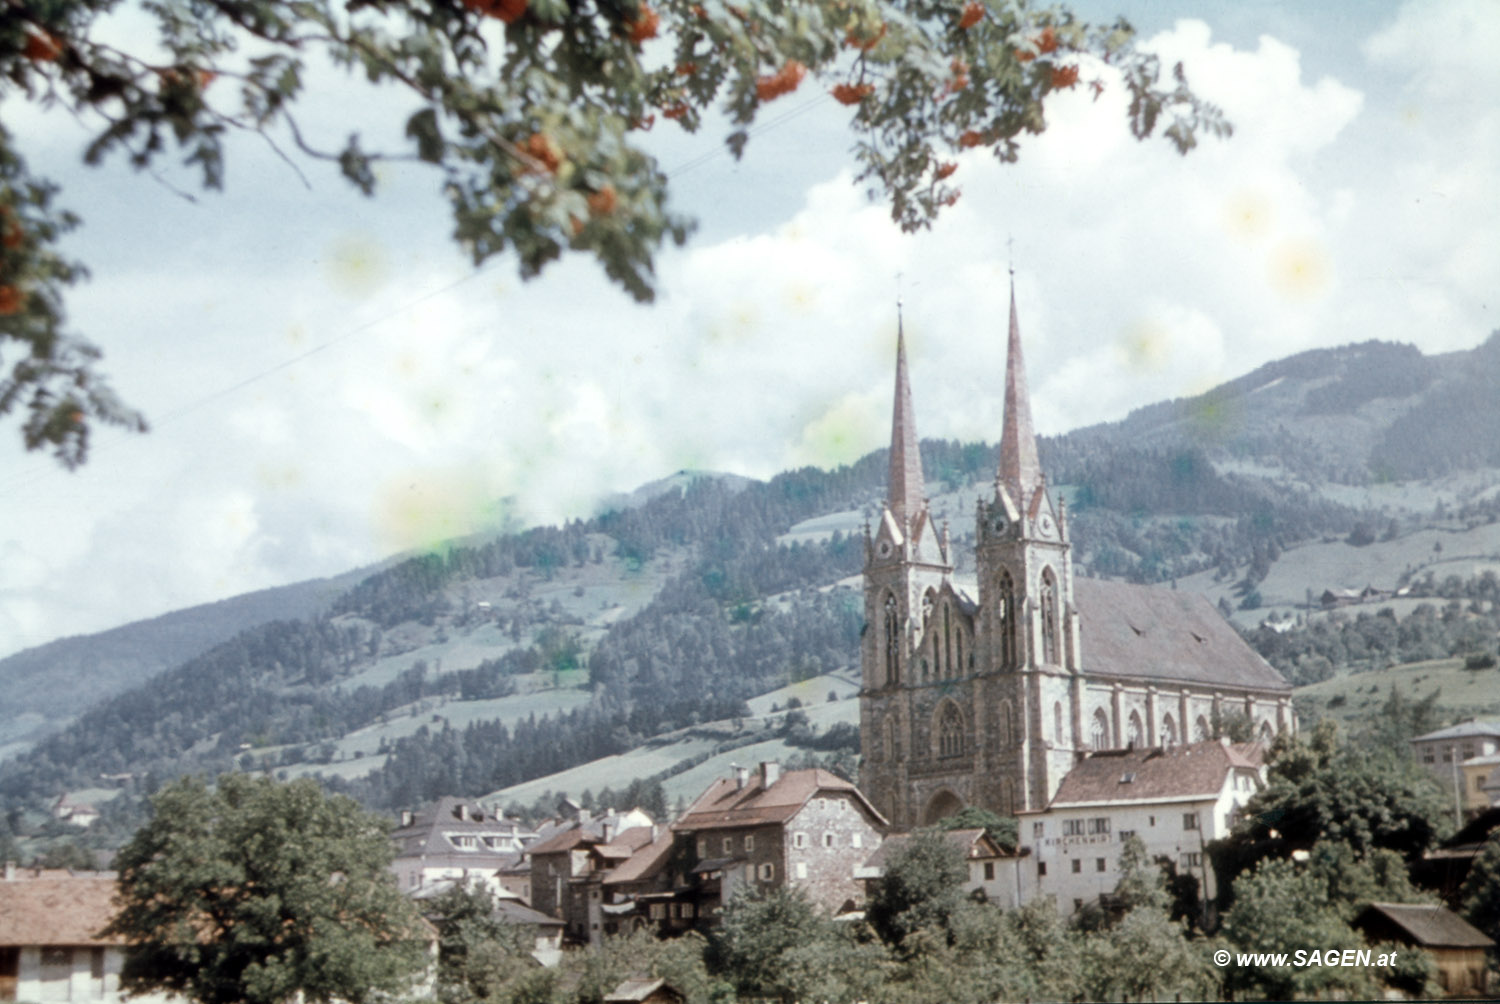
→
(1294, 657, 1500, 731)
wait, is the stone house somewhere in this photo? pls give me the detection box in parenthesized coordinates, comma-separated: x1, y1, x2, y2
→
(1352, 902, 1493, 997)
(668, 762, 888, 918)
(1410, 722, 1500, 817)
(526, 808, 658, 944)
(1021, 739, 1266, 917)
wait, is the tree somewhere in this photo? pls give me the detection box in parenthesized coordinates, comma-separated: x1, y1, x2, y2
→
(2, 0, 1229, 465)
(866, 829, 968, 949)
(712, 884, 884, 1004)
(1212, 721, 1449, 896)
(1459, 835, 1500, 946)
(936, 804, 1017, 852)
(105, 774, 428, 1004)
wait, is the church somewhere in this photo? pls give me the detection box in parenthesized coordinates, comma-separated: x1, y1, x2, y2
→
(858, 283, 1296, 829)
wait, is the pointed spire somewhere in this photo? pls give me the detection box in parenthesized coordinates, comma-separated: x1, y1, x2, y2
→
(998, 276, 1043, 506)
(888, 315, 926, 530)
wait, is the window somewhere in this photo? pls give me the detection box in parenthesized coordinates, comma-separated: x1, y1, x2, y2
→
(795, 862, 808, 879)
(698, 839, 707, 857)
(1090, 708, 1110, 750)
(983, 862, 995, 881)
(1478, 777, 1488, 792)
(1033, 822, 1045, 839)
(1040, 569, 1059, 664)
(818, 798, 827, 810)
(852, 833, 863, 849)
(884, 592, 900, 685)
(1149, 815, 1156, 827)
(1180, 852, 1203, 869)
(722, 837, 732, 854)
(1443, 751, 1454, 763)
(1073, 899, 1083, 912)
(1183, 813, 1200, 831)
(1038, 861, 1047, 877)
(745, 834, 755, 852)
(1071, 859, 1081, 874)
(683, 903, 695, 918)
(794, 832, 806, 849)
(997, 571, 1017, 668)
(1095, 858, 1107, 873)
(90, 947, 105, 981)
(1423, 750, 1435, 763)
(823, 833, 835, 848)
(1118, 830, 1135, 842)
(759, 863, 775, 880)
(1063, 819, 1084, 837)
(649, 903, 666, 920)
(938, 703, 964, 758)
(1087, 817, 1110, 835)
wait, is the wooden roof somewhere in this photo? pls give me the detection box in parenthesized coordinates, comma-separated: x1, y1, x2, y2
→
(1355, 902, 1494, 950)
(0, 877, 122, 947)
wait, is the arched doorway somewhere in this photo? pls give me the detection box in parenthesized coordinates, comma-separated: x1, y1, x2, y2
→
(923, 789, 964, 824)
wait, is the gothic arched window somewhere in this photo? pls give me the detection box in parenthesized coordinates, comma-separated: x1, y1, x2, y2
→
(1054, 702, 1065, 745)
(1194, 715, 1210, 742)
(883, 592, 899, 686)
(883, 717, 897, 761)
(938, 703, 964, 758)
(1162, 713, 1178, 748)
(1040, 568, 1059, 665)
(1090, 708, 1110, 751)
(1127, 710, 1144, 748)
(997, 570, 1017, 669)
(943, 604, 953, 677)
(1259, 720, 1274, 743)
(998, 699, 1014, 747)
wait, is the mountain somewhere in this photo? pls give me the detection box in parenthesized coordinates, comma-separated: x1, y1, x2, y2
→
(3, 334, 1498, 840)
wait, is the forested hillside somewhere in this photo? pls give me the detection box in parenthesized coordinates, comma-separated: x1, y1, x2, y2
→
(5, 334, 1500, 848)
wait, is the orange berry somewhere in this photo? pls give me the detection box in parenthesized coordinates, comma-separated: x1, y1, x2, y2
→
(463, 0, 527, 22)
(933, 162, 957, 181)
(521, 132, 562, 173)
(1016, 48, 1034, 63)
(755, 60, 805, 102)
(662, 104, 688, 120)
(0, 285, 23, 315)
(958, 2, 983, 29)
(957, 130, 985, 149)
(1050, 64, 1079, 89)
(831, 82, 874, 105)
(844, 23, 886, 51)
(23, 30, 62, 63)
(1037, 26, 1058, 53)
(627, 4, 659, 44)
(587, 184, 618, 216)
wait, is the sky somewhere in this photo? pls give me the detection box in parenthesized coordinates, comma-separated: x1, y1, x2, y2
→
(1, 0, 1497, 660)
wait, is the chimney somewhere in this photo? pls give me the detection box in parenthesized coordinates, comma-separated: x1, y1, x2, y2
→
(734, 765, 749, 790)
(601, 820, 615, 844)
(760, 761, 781, 788)
(399, 810, 413, 827)
(579, 808, 592, 824)
(650, 824, 659, 842)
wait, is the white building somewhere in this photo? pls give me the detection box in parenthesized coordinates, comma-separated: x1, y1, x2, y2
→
(390, 796, 537, 898)
(1023, 739, 1266, 916)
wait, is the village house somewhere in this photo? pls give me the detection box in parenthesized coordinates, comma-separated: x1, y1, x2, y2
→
(857, 827, 1031, 908)
(1410, 721, 1500, 818)
(1021, 739, 1267, 917)
(0, 867, 178, 1004)
(390, 796, 538, 898)
(667, 762, 888, 919)
(526, 807, 657, 944)
(1352, 902, 1493, 998)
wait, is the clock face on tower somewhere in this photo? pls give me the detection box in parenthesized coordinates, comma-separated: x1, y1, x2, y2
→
(877, 540, 893, 558)
(989, 512, 1008, 535)
(1037, 513, 1056, 539)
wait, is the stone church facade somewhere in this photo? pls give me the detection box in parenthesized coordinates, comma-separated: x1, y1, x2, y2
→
(859, 286, 1296, 829)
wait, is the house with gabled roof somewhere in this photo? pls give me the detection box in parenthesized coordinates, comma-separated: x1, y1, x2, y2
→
(389, 796, 537, 899)
(526, 807, 658, 944)
(0, 870, 181, 1004)
(1352, 902, 1493, 997)
(666, 762, 888, 920)
(1022, 738, 1266, 917)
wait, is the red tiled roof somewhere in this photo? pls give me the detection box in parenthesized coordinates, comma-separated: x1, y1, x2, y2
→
(602, 831, 675, 887)
(0, 877, 122, 946)
(1049, 740, 1264, 807)
(674, 768, 886, 832)
(1073, 578, 1291, 692)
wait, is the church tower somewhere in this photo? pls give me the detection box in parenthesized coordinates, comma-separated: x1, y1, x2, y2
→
(859, 321, 953, 824)
(973, 278, 1083, 812)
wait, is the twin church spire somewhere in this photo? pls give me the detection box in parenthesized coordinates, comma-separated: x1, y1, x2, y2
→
(883, 279, 1043, 518)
